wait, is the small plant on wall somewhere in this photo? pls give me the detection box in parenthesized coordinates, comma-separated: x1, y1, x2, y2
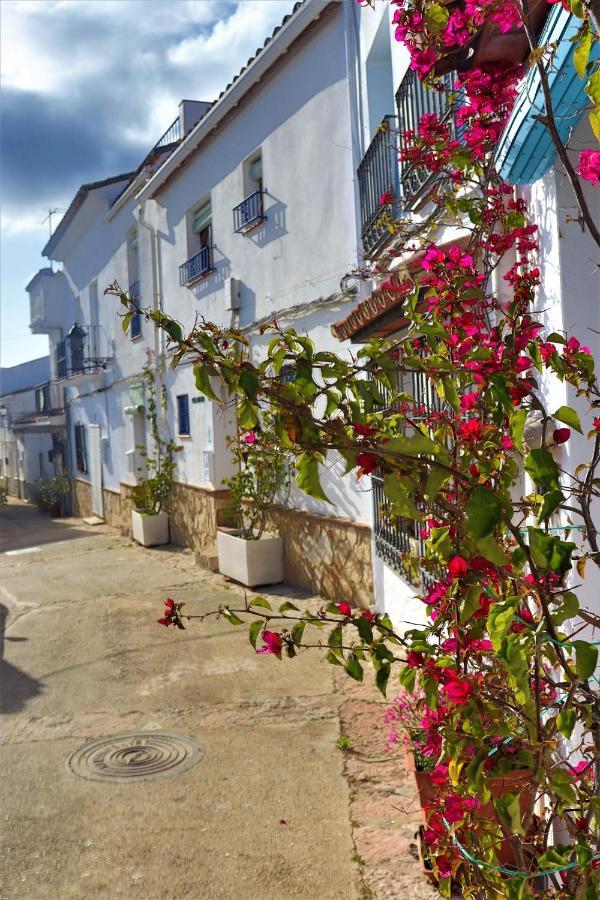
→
(130, 356, 181, 546)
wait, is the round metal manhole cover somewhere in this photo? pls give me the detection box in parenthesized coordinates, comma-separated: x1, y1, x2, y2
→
(65, 732, 202, 783)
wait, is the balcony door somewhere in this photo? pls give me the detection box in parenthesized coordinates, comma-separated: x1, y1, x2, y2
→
(88, 424, 104, 518)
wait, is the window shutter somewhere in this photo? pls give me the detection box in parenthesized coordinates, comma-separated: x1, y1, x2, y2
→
(192, 201, 212, 234)
(129, 229, 138, 250)
(249, 156, 262, 183)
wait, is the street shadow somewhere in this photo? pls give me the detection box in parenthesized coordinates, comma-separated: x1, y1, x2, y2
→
(0, 604, 44, 715)
(0, 503, 95, 554)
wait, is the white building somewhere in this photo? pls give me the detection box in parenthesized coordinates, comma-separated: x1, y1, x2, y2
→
(22, 0, 599, 620)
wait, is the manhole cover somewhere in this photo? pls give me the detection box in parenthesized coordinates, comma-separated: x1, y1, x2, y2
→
(65, 732, 202, 783)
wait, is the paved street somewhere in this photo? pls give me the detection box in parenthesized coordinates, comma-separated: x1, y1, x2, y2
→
(0, 502, 358, 899)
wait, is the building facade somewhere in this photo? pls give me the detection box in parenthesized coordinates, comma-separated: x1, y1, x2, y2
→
(20, 0, 599, 623)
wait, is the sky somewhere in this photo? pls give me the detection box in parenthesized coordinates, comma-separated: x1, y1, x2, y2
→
(0, 0, 298, 370)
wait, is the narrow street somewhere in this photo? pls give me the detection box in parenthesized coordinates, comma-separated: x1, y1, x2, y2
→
(0, 502, 358, 899)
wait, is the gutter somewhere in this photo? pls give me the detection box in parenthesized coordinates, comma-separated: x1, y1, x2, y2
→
(136, 0, 334, 203)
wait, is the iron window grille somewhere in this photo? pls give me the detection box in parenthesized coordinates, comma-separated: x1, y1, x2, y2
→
(233, 190, 265, 233)
(370, 362, 444, 587)
(396, 69, 460, 208)
(74, 424, 88, 474)
(357, 116, 400, 257)
(56, 339, 67, 379)
(176, 394, 191, 436)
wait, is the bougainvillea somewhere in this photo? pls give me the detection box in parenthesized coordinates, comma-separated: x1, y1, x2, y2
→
(108, 1, 600, 897)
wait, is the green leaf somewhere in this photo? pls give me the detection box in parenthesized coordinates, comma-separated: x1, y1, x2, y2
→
(399, 664, 416, 692)
(122, 312, 133, 334)
(524, 449, 560, 490)
(291, 621, 305, 646)
(552, 405, 582, 434)
(466, 486, 504, 539)
(425, 464, 449, 500)
(296, 452, 330, 503)
(345, 653, 364, 682)
(249, 596, 272, 611)
(549, 771, 577, 803)
(551, 592, 579, 626)
(237, 397, 259, 430)
(537, 489, 565, 524)
(239, 369, 259, 401)
(194, 364, 219, 401)
(328, 625, 343, 649)
(509, 408, 527, 451)
(441, 377, 459, 411)
(278, 601, 299, 613)
(222, 608, 244, 625)
(573, 640, 598, 680)
(164, 319, 184, 343)
(487, 598, 519, 651)
(356, 616, 373, 644)
(325, 649, 343, 666)
(376, 663, 390, 696)
(475, 533, 507, 566)
(425, 2, 449, 32)
(556, 708, 577, 739)
(574, 28, 592, 80)
(383, 432, 437, 458)
(383, 473, 421, 519)
(248, 620, 262, 648)
(494, 791, 524, 836)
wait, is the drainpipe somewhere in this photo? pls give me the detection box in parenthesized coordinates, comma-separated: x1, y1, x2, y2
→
(137, 201, 164, 452)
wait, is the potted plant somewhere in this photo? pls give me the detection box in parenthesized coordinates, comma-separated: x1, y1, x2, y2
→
(37, 475, 70, 517)
(131, 359, 180, 547)
(217, 423, 288, 587)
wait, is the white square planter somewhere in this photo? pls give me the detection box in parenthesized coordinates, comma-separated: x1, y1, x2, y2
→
(217, 529, 283, 587)
(131, 509, 170, 547)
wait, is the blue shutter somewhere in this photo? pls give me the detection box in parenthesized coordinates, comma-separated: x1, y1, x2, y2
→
(177, 395, 190, 435)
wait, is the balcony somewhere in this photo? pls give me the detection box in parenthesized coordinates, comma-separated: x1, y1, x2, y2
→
(55, 324, 112, 380)
(357, 116, 400, 257)
(179, 246, 213, 286)
(396, 69, 458, 208)
(233, 190, 265, 233)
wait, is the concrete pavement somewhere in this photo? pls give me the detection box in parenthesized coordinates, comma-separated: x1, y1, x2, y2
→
(0, 501, 359, 899)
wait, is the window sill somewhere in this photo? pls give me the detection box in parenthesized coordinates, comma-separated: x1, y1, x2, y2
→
(178, 434, 192, 440)
(130, 333, 143, 342)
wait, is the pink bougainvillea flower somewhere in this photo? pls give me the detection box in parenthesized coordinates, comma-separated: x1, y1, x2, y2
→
(378, 191, 395, 205)
(577, 150, 600, 188)
(242, 432, 257, 444)
(352, 422, 377, 437)
(443, 673, 474, 705)
(553, 427, 571, 444)
(460, 392, 478, 411)
(361, 609, 375, 622)
(430, 763, 449, 786)
(593, 417, 600, 431)
(157, 616, 173, 627)
(406, 650, 424, 668)
(356, 452, 378, 475)
(337, 601, 352, 617)
(448, 555, 468, 580)
(501, 435, 514, 450)
(256, 630, 283, 659)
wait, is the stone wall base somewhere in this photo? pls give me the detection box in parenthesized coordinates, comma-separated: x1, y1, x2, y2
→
(266, 507, 374, 608)
(70, 479, 374, 606)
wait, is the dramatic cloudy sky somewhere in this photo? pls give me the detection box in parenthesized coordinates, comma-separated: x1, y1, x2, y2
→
(1, 0, 297, 368)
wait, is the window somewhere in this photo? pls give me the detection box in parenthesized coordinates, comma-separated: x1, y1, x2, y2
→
(234, 152, 264, 232)
(128, 230, 142, 338)
(180, 200, 213, 284)
(74, 424, 88, 473)
(56, 339, 67, 379)
(176, 394, 190, 436)
(35, 384, 50, 414)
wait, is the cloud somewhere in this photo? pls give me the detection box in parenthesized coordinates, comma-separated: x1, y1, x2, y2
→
(0, 0, 298, 218)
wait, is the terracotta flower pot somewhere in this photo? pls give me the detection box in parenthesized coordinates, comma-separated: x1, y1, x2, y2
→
(49, 503, 61, 518)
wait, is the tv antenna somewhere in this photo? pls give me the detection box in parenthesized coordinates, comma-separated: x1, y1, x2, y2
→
(41, 207, 65, 271)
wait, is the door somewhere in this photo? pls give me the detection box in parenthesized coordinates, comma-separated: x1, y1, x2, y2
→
(88, 424, 104, 518)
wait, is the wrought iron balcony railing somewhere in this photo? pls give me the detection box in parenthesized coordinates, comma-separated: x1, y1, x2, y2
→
(129, 281, 142, 338)
(357, 116, 400, 257)
(233, 190, 265, 233)
(152, 116, 181, 152)
(179, 246, 213, 286)
(396, 68, 459, 208)
(55, 325, 112, 379)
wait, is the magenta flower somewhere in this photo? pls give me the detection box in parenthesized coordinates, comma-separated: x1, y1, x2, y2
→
(577, 150, 600, 188)
(256, 630, 283, 659)
(553, 428, 570, 444)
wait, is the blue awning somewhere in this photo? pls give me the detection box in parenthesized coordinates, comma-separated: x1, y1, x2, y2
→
(495, 8, 599, 185)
